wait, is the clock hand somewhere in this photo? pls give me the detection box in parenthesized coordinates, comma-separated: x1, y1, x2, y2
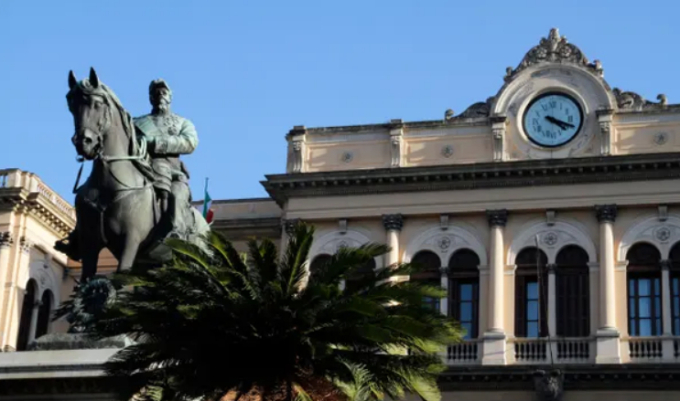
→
(551, 116, 575, 128)
(544, 116, 566, 130)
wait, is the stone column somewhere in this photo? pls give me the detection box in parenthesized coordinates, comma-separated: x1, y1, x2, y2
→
(660, 259, 674, 360)
(440, 267, 449, 316)
(382, 214, 403, 268)
(482, 209, 507, 365)
(547, 263, 557, 336)
(594, 204, 621, 363)
(3, 237, 32, 351)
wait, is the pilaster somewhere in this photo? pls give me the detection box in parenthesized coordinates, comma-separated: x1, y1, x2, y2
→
(594, 204, 621, 363)
(382, 214, 403, 268)
(483, 209, 508, 365)
(597, 108, 614, 156)
(389, 119, 404, 168)
(287, 126, 307, 173)
(490, 116, 507, 162)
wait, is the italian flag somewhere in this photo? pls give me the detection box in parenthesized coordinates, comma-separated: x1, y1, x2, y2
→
(203, 178, 214, 224)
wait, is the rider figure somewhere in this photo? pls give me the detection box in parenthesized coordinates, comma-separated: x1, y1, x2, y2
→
(134, 79, 198, 239)
(55, 78, 199, 261)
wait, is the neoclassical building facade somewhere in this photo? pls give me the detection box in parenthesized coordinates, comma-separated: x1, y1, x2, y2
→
(3, 28, 680, 400)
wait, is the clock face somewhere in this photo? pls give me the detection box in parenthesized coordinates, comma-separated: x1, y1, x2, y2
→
(522, 93, 583, 148)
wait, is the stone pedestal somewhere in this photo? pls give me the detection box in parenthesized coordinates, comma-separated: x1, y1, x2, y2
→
(482, 331, 507, 365)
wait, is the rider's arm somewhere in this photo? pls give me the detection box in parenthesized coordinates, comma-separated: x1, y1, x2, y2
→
(152, 119, 199, 155)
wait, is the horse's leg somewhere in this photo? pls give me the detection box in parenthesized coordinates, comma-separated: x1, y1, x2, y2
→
(117, 234, 141, 272)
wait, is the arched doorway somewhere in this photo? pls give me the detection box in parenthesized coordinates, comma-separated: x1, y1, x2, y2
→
(35, 290, 53, 339)
(626, 243, 662, 337)
(448, 249, 480, 339)
(410, 250, 442, 312)
(16, 279, 37, 351)
(555, 245, 590, 337)
(515, 247, 548, 338)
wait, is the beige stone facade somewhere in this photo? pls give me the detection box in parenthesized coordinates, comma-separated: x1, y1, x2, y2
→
(3, 28, 680, 399)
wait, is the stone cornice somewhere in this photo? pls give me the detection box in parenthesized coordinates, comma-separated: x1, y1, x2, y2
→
(262, 152, 680, 206)
(439, 364, 680, 391)
(211, 217, 282, 240)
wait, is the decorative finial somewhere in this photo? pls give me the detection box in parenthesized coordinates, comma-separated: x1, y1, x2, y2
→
(658, 94, 668, 106)
(444, 109, 454, 121)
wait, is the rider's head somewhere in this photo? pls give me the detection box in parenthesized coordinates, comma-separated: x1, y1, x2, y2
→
(149, 79, 172, 113)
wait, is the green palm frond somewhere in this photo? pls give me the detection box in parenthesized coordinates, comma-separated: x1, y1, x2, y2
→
(89, 222, 463, 401)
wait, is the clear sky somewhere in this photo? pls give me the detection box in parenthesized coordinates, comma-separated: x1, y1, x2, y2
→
(1, 0, 679, 202)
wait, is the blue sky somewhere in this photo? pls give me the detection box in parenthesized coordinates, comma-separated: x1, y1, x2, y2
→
(1, 0, 679, 202)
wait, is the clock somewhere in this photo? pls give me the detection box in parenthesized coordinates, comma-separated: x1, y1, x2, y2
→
(522, 92, 583, 148)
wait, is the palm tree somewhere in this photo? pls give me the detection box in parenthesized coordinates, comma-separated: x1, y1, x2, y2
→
(89, 223, 464, 401)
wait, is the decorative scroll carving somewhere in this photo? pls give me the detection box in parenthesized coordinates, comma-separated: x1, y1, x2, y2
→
(613, 89, 668, 112)
(288, 125, 306, 173)
(533, 369, 564, 401)
(390, 121, 404, 168)
(595, 204, 617, 223)
(20, 237, 33, 253)
(487, 209, 508, 227)
(490, 116, 507, 162)
(282, 218, 302, 236)
(382, 214, 404, 231)
(0, 232, 12, 248)
(505, 28, 602, 83)
(458, 97, 494, 118)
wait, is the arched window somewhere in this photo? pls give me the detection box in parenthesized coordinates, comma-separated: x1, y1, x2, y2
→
(627, 243, 662, 337)
(309, 254, 332, 281)
(448, 249, 480, 339)
(35, 290, 53, 339)
(411, 251, 442, 312)
(16, 280, 37, 351)
(670, 243, 680, 335)
(344, 258, 376, 293)
(515, 247, 548, 338)
(555, 245, 590, 337)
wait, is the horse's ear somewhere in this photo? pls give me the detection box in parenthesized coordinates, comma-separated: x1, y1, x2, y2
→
(89, 67, 99, 88)
(68, 70, 77, 89)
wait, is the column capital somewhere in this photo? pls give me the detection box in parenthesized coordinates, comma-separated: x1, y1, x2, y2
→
(20, 237, 33, 253)
(547, 263, 557, 273)
(595, 204, 617, 223)
(487, 209, 508, 227)
(282, 218, 302, 236)
(0, 232, 13, 248)
(382, 214, 404, 231)
(661, 259, 672, 271)
(439, 266, 450, 275)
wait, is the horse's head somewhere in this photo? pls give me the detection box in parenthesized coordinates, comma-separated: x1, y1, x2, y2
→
(66, 68, 118, 160)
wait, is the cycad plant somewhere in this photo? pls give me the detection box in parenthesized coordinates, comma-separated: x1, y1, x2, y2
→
(89, 223, 463, 401)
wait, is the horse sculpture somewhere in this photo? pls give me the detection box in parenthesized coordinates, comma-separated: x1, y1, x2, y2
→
(63, 68, 210, 281)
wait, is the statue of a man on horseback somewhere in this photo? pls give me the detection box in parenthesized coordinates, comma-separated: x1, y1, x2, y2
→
(55, 68, 210, 281)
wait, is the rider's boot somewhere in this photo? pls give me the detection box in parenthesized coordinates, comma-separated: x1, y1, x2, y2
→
(54, 230, 82, 261)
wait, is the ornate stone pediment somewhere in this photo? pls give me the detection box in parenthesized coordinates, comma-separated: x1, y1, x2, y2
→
(504, 28, 603, 83)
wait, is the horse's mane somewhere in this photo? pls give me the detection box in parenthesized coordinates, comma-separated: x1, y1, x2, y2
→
(66, 78, 140, 157)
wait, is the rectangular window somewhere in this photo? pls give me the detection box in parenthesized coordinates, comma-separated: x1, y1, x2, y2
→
(450, 278, 479, 339)
(628, 275, 662, 336)
(515, 273, 548, 338)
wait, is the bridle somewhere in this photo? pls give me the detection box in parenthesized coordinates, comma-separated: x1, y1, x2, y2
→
(71, 93, 150, 195)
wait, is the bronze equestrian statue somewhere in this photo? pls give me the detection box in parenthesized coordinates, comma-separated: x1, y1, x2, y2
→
(55, 68, 210, 281)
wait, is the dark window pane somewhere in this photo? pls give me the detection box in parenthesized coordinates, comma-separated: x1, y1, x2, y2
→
(527, 282, 538, 299)
(460, 284, 473, 301)
(630, 279, 636, 296)
(527, 322, 539, 338)
(639, 280, 650, 296)
(639, 298, 651, 318)
(674, 278, 679, 294)
(528, 301, 539, 320)
(656, 319, 662, 335)
(460, 303, 472, 321)
(630, 319, 637, 336)
(674, 298, 680, 317)
(675, 319, 680, 335)
(655, 278, 660, 294)
(629, 298, 637, 318)
(640, 319, 652, 336)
